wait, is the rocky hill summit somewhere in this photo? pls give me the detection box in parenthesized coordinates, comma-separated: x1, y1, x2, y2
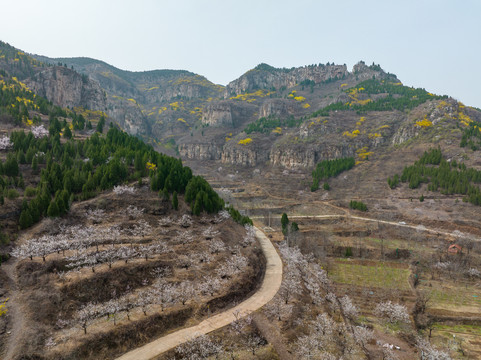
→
(3, 41, 480, 176)
(224, 62, 349, 97)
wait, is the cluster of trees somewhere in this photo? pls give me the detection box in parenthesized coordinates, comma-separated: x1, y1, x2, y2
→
(460, 120, 481, 150)
(387, 174, 400, 189)
(273, 242, 377, 358)
(280, 212, 298, 235)
(172, 313, 265, 358)
(225, 206, 253, 226)
(311, 157, 355, 191)
(0, 72, 70, 123)
(73, 274, 222, 334)
(244, 115, 302, 134)
(349, 200, 367, 211)
(0, 121, 236, 231)
(311, 79, 446, 117)
(184, 176, 224, 215)
(392, 148, 481, 206)
(39, 217, 254, 336)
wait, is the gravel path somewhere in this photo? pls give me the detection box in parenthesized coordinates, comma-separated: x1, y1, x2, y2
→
(115, 227, 283, 360)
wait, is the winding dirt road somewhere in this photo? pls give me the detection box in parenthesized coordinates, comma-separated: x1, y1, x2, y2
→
(115, 227, 283, 360)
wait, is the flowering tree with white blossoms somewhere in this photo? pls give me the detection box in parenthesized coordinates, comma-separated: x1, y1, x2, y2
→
(31, 125, 49, 139)
(0, 136, 12, 150)
(113, 185, 136, 195)
(375, 301, 410, 324)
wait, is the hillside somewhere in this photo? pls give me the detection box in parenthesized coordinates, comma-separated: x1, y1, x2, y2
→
(1, 40, 481, 359)
(0, 58, 262, 359)
(33, 54, 225, 149)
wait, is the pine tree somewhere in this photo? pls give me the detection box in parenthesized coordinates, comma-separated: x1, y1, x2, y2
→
(290, 222, 299, 232)
(172, 191, 178, 210)
(281, 213, 289, 235)
(63, 126, 72, 139)
(31, 155, 38, 173)
(19, 209, 33, 229)
(96, 116, 105, 133)
(47, 200, 60, 217)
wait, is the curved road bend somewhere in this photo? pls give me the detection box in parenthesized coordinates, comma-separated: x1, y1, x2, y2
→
(115, 227, 283, 360)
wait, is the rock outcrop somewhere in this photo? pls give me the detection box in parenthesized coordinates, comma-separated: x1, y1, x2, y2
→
(259, 99, 301, 119)
(178, 143, 223, 161)
(202, 101, 257, 127)
(225, 63, 348, 97)
(25, 66, 107, 111)
(270, 144, 355, 169)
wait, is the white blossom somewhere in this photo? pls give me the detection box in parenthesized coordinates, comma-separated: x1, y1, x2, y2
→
(179, 214, 193, 228)
(31, 125, 49, 138)
(0, 136, 13, 150)
(216, 254, 248, 278)
(126, 205, 144, 218)
(209, 239, 226, 254)
(375, 301, 410, 324)
(113, 185, 136, 195)
(203, 226, 220, 239)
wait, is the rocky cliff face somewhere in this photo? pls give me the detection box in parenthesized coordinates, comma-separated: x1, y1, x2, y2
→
(178, 143, 223, 161)
(221, 144, 270, 167)
(107, 97, 149, 135)
(202, 101, 257, 127)
(270, 144, 355, 169)
(259, 99, 301, 119)
(224, 64, 348, 97)
(25, 66, 107, 111)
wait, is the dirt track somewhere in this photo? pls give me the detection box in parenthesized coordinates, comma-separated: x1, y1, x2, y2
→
(115, 227, 283, 360)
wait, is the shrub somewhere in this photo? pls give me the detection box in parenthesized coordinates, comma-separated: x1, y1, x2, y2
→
(25, 186, 37, 197)
(349, 200, 367, 211)
(7, 189, 19, 199)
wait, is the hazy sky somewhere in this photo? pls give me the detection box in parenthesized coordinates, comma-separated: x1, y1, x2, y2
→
(1, 0, 480, 107)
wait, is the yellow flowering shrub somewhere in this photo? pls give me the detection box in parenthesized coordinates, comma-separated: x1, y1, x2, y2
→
(238, 138, 253, 145)
(229, 90, 275, 101)
(458, 111, 472, 127)
(146, 162, 157, 171)
(170, 101, 184, 111)
(415, 116, 433, 127)
(0, 298, 8, 317)
(302, 103, 311, 109)
(343, 129, 360, 138)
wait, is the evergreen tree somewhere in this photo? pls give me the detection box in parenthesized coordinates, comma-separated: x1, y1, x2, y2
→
(63, 126, 72, 139)
(160, 188, 169, 201)
(4, 154, 19, 177)
(96, 116, 105, 133)
(19, 209, 33, 229)
(290, 222, 299, 232)
(172, 191, 178, 210)
(281, 213, 289, 235)
(47, 200, 60, 217)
